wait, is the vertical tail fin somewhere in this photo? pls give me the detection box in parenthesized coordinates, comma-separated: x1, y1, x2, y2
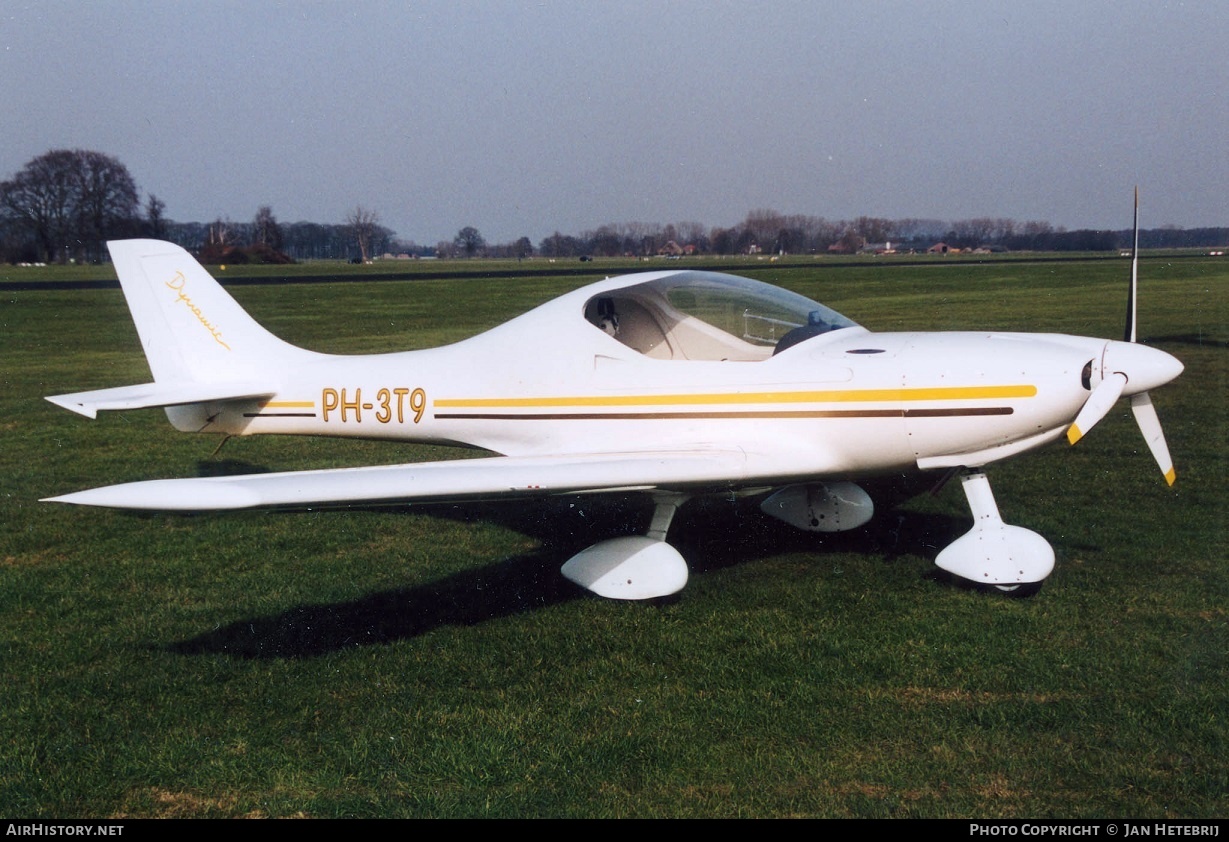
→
(106, 239, 313, 384)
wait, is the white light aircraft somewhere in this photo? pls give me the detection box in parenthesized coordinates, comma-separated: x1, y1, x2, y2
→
(45, 204, 1181, 599)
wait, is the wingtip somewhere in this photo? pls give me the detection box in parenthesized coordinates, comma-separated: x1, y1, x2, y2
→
(40, 494, 77, 505)
(45, 394, 99, 419)
(40, 477, 264, 510)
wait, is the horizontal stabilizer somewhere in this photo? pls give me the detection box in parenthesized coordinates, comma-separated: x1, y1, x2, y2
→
(43, 449, 749, 511)
(46, 382, 276, 419)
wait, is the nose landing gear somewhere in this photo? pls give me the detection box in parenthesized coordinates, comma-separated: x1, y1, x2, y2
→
(935, 470, 1053, 596)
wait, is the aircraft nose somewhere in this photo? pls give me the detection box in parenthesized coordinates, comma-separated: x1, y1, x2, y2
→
(1101, 340, 1183, 395)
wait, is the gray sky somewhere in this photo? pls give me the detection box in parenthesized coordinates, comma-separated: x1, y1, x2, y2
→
(3, 0, 1225, 245)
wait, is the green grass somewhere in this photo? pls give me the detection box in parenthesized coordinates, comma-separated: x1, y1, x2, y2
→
(1, 256, 1225, 818)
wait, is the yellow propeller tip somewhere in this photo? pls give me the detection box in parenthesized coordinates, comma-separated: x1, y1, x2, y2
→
(1164, 468, 1176, 486)
(1067, 425, 1083, 446)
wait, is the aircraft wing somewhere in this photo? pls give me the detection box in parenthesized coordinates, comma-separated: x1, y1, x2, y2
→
(42, 449, 750, 511)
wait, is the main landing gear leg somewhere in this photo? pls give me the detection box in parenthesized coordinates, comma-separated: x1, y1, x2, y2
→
(561, 492, 691, 600)
(934, 470, 1054, 595)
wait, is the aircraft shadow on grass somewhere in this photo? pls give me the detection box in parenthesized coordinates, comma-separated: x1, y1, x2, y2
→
(195, 459, 273, 478)
(165, 476, 983, 660)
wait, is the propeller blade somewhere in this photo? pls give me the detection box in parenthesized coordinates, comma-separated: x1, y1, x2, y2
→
(1125, 186, 1139, 343)
(1067, 371, 1127, 445)
(1100, 189, 1178, 485)
(1130, 392, 1176, 485)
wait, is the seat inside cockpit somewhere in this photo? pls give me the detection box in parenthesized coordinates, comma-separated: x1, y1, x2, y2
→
(583, 271, 857, 361)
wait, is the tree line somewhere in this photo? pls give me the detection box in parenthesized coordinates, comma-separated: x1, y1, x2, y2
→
(3, 149, 1225, 265)
(165, 213, 399, 265)
(0, 150, 402, 265)
(527, 213, 1228, 258)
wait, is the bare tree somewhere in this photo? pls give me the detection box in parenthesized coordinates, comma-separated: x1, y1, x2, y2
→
(853, 216, 893, 244)
(253, 205, 283, 250)
(208, 218, 234, 247)
(144, 194, 167, 238)
(0, 151, 74, 261)
(453, 226, 485, 258)
(587, 224, 622, 256)
(346, 206, 379, 262)
(539, 231, 582, 258)
(0, 149, 138, 262)
(76, 150, 139, 259)
(675, 220, 707, 250)
(742, 209, 786, 251)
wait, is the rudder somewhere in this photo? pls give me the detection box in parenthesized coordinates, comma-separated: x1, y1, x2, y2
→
(106, 239, 310, 384)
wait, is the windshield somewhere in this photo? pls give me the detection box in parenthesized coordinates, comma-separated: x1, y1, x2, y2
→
(584, 271, 858, 361)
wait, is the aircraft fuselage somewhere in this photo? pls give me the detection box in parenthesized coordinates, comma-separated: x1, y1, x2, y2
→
(170, 327, 1156, 488)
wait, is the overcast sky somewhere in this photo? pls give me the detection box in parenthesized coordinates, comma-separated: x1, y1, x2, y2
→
(2, 0, 1225, 244)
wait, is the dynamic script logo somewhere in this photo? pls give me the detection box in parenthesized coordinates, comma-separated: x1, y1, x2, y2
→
(165, 270, 231, 350)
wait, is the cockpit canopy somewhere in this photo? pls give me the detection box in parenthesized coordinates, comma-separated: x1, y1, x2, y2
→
(584, 271, 859, 361)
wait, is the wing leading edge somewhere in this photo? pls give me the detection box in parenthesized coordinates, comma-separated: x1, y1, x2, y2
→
(42, 449, 750, 511)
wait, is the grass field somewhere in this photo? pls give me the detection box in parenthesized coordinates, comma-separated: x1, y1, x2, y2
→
(1, 255, 1225, 818)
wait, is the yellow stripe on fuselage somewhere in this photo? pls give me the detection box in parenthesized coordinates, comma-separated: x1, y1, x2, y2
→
(260, 400, 315, 408)
(434, 385, 1037, 409)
